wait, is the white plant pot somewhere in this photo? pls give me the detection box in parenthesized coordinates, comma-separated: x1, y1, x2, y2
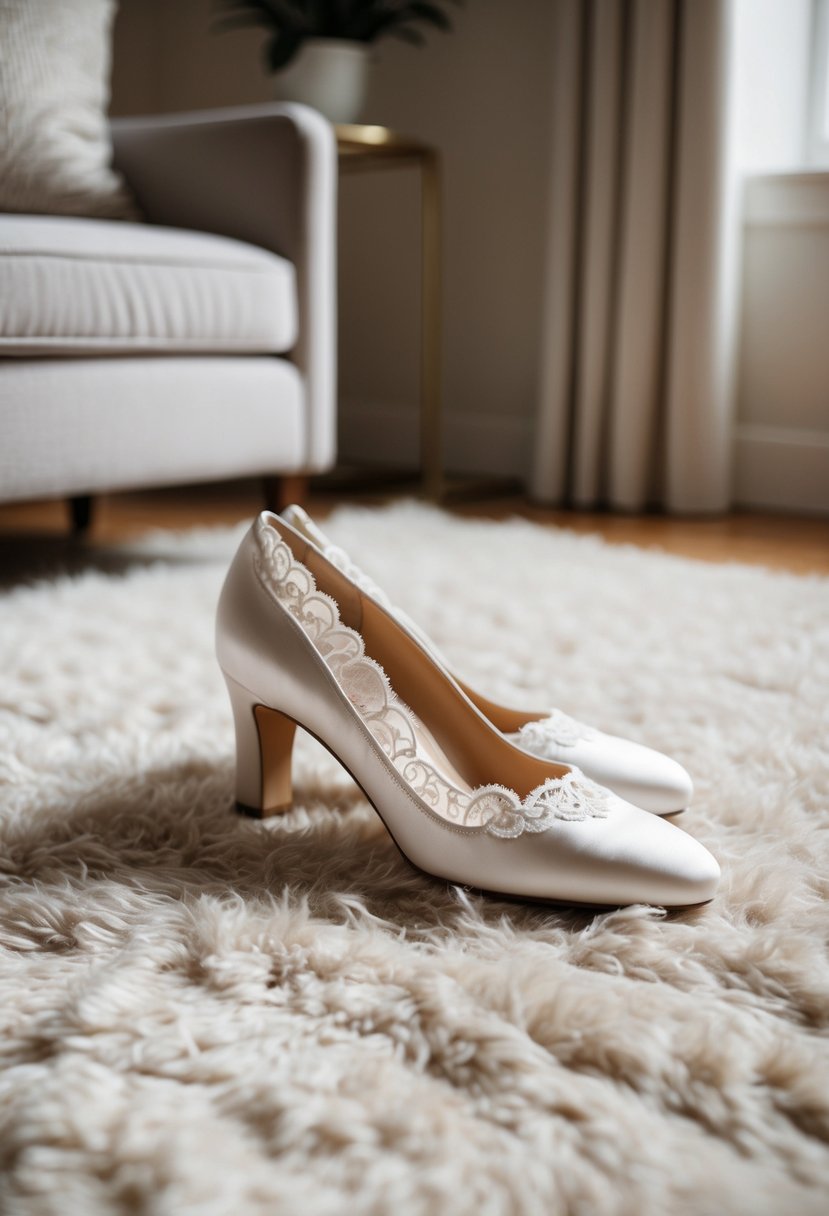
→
(272, 38, 371, 124)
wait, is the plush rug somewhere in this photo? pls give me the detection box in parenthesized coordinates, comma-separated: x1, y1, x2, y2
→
(1, 503, 828, 1215)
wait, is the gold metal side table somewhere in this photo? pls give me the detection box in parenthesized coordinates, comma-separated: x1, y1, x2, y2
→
(335, 124, 443, 500)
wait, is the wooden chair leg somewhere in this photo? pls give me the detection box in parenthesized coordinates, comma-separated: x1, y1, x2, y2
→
(263, 475, 308, 513)
(68, 494, 94, 536)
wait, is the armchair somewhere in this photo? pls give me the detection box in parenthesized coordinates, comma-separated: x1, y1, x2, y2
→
(0, 102, 337, 527)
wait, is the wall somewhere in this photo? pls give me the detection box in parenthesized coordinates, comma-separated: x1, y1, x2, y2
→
(111, 0, 556, 480)
(734, 174, 829, 513)
(731, 0, 829, 512)
(111, 0, 272, 114)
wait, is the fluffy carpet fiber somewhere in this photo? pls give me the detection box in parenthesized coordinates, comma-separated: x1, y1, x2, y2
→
(1, 503, 828, 1215)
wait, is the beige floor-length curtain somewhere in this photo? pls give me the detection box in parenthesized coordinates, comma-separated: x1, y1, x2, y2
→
(532, 0, 740, 512)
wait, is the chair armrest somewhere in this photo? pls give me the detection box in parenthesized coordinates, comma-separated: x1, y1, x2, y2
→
(111, 103, 337, 472)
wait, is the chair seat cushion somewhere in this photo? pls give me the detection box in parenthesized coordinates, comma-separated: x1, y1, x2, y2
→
(0, 215, 297, 355)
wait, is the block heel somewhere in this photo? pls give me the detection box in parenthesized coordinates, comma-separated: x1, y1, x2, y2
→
(223, 674, 297, 818)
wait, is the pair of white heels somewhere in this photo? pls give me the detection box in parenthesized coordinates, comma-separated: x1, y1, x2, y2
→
(216, 508, 720, 908)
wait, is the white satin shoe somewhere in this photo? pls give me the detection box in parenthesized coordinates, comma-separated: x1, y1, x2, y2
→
(282, 506, 693, 815)
(216, 512, 719, 907)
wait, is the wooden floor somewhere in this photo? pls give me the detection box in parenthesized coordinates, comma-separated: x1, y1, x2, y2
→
(0, 479, 827, 576)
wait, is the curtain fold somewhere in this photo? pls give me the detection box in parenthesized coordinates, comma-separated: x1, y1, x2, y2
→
(532, 0, 739, 512)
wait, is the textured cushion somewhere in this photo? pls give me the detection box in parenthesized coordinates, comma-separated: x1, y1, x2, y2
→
(0, 0, 136, 219)
(0, 357, 306, 500)
(0, 215, 298, 354)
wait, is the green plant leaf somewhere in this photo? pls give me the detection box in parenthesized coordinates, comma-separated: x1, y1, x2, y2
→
(214, 0, 459, 43)
(259, 0, 309, 22)
(266, 29, 304, 68)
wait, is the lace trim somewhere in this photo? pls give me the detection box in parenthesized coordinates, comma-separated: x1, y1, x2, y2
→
(318, 542, 395, 613)
(509, 709, 598, 753)
(254, 518, 611, 837)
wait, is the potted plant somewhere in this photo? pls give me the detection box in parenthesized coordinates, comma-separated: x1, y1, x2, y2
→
(216, 0, 459, 124)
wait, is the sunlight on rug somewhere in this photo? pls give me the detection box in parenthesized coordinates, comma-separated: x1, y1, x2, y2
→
(1, 503, 828, 1214)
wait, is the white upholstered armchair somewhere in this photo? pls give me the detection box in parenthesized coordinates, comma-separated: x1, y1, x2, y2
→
(0, 102, 336, 529)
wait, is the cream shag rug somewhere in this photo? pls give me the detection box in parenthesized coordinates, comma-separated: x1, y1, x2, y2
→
(1, 504, 828, 1216)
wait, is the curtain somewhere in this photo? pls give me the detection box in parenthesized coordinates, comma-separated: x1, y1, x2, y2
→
(532, 0, 740, 512)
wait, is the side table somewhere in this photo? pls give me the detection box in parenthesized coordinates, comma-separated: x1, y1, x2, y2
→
(335, 124, 442, 500)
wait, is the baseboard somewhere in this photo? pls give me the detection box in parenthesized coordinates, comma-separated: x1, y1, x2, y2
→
(744, 172, 829, 229)
(339, 409, 829, 513)
(337, 400, 531, 481)
(734, 423, 829, 514)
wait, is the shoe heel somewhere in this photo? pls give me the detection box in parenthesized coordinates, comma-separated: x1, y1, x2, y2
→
(223, 675, 297, 818)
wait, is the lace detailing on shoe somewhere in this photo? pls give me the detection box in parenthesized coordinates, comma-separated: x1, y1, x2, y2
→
(318, 542, 395, 613)
(400, 760, 610, 837)
(254, 519, 612, 836)
(508, 709, 598, 754)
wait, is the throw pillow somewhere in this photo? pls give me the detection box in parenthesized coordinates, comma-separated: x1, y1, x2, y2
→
(0, 0, 137, 218)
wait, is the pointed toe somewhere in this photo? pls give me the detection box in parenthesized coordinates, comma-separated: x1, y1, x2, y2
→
(560, 734, 694, 815)
(670, 833, 720, 904)
(631, 749, 694, 814)
(621, 809, 720, 907)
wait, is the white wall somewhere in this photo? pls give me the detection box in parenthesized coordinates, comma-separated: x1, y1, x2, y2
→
(731, 0, 829, 513)
(111, 0, 556, 479)
(734, 173, 829, 513)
